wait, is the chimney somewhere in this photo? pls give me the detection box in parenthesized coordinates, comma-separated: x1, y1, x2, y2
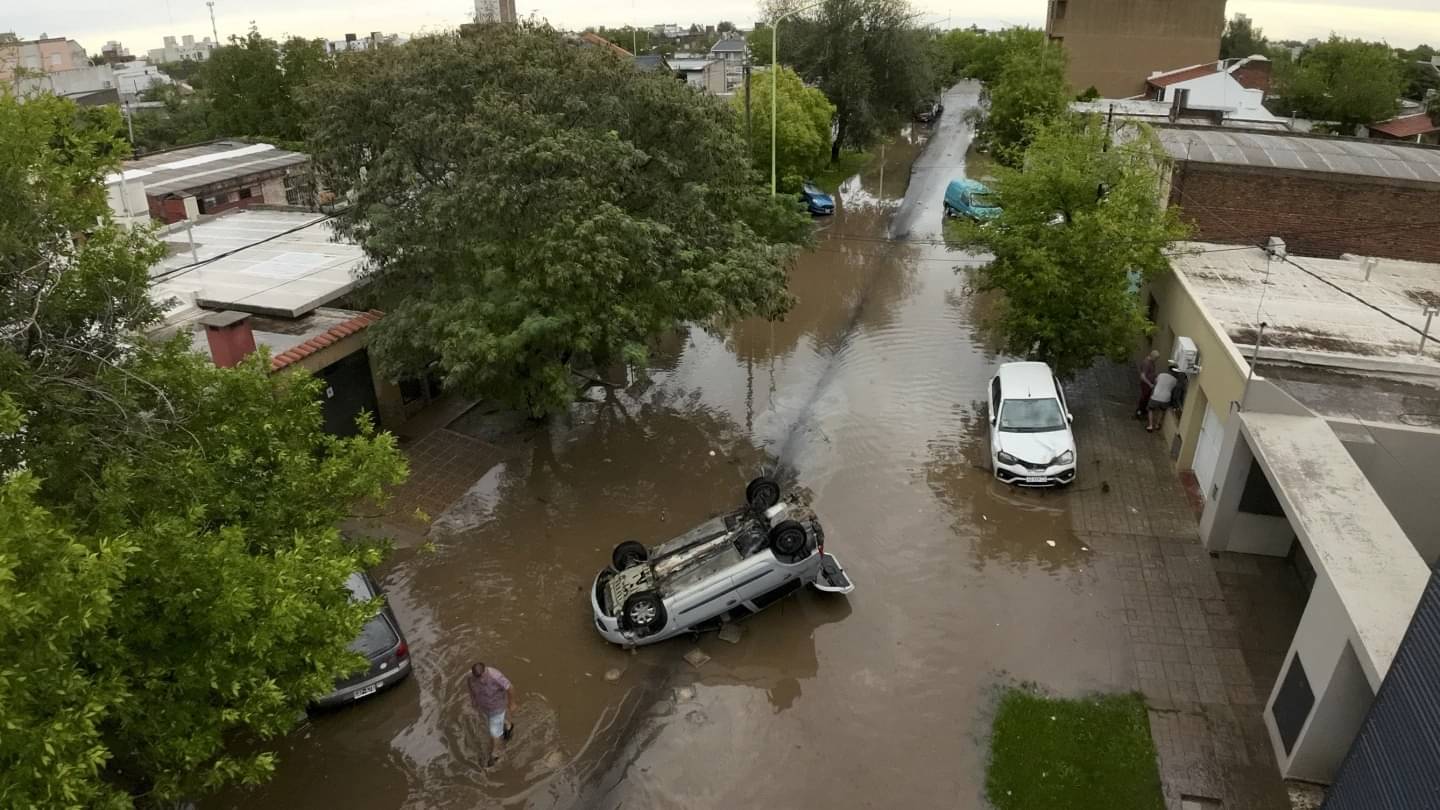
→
(200, 310, 257, 368)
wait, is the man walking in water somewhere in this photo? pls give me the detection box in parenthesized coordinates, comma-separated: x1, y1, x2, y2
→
(468, 662, 516, 767)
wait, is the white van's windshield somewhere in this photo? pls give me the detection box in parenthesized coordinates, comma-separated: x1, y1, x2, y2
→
(999, 398, 1066, 432)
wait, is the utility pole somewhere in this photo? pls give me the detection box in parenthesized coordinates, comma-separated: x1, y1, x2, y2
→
(123, 101, 135, 144)
(743, 62, 752, 147)
(206, 1, 219, 44)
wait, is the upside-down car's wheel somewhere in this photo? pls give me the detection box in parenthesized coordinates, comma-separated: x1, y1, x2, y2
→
(611, 540, 648, 571)
(623, 592, 666, 635)
(769, 520, 809, 558)
(746, 476, 781, 511)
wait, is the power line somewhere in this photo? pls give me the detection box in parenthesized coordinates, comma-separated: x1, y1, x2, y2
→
(148, 213, 337, 286)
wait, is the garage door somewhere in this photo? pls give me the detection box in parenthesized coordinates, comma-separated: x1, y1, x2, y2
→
(1192, 405, 1224, 500)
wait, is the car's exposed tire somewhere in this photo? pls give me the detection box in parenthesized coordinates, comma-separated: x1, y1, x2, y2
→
(622, 592, 665, 635)
(746, 476, 781, 511)
(612, 540, 648, 571)
(769, 520, 809, 558)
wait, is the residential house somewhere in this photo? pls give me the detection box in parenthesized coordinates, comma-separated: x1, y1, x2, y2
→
(1143, 55, 1274, 119)
(147, 34, 215, 63)
(325, 32, 404, 54)
(474, 0, 517, 25)
(0, 34, 88, 81)
(1144, 240, 1440, 786)
(148, 210, 414, 435)
(1045, 0, 1227, 97)
(708, 36, 747, 91)
(107, 141, 313, 226)
(631, 54, 671, 74)
(670, 57, 726, 95)
(1366, 112, 1440, 146)
(1152, 127, 1440, 263)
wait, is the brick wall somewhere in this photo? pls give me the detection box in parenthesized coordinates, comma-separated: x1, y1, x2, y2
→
(1169, 163, 1440, 262)
(147, 195, 190, 224)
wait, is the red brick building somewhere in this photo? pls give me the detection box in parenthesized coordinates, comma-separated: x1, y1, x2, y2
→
(1155, 127, 1440, 263)
(113, 141, 312, 225)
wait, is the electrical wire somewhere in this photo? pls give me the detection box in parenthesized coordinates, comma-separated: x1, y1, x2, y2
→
(148, 213, 337, 286)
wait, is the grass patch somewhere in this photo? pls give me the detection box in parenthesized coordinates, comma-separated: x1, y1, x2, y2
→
(987, 689, 1164, 810)
(810, 149, 874, 193)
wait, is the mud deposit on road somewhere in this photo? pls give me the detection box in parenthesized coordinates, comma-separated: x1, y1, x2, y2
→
(215, 83, 1130, 810)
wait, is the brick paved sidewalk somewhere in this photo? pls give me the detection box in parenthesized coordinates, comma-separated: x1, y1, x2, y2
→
(1067, 362, 1302, 810)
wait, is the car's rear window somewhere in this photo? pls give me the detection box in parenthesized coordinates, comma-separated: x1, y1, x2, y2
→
(350, 613, 399, 658)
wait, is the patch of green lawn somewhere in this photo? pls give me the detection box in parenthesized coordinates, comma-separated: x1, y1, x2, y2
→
(986, 689, 1164, 810)
(810, 149, 874, 193)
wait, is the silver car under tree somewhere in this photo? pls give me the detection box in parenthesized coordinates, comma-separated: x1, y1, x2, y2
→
(590, 477, 855, 647)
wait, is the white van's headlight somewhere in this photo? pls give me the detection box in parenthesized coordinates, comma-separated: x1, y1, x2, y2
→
(1053, 450, 1074, 465)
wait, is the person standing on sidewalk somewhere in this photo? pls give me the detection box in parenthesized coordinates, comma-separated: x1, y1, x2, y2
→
(1135, 350, 1159, 419)
(1147, 364, 1181, 433)
(468, 662, 516, 767)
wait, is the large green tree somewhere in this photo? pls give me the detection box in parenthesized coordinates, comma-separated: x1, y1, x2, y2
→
(734, 65, 836, 191)
(771, 0, 936, 161)
(1220, 14, 1268, 61)
(982, 43, 1071, 167)
(204, 29, 334, 143)
(947, 118, 1189, 376)
(305, 26, 812, 415)
(0, 89, 407, 806)
(1273, 36, 1404, 130)
(933, 26, 1047, 87)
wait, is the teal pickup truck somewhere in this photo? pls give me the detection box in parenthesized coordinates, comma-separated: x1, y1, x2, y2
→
(943, 179, 1001, 221)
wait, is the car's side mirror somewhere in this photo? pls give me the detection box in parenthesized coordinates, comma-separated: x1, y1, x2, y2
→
(1067, 412, 1074, 424)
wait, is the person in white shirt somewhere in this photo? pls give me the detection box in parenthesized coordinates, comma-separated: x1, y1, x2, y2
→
(1147, 365, 1180, 432)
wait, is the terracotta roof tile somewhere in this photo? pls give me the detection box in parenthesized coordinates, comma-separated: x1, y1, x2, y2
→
(270, 309, 385, 372)
(1148, 63, 1222, 88)
(1370, 113, 1440, 139)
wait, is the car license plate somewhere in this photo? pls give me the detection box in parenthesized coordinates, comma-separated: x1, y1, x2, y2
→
(1024, 476, 1048, 484)
(352, 685, 378, 700)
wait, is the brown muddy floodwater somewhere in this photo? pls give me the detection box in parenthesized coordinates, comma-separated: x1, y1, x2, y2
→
(215, 82, 1128, 810)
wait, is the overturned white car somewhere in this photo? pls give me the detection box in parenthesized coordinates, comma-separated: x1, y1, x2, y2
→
(590, 477, 855, 647)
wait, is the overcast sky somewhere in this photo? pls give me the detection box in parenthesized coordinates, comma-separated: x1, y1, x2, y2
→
(12, 0, 1440, 56)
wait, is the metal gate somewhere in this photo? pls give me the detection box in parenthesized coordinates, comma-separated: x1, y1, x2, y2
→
(1192, 403, 1224, 500)
(319, 349, 380, 437)
(1323, 569, 1440, 810)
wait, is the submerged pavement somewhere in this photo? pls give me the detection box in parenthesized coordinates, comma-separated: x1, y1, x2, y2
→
(215, 81, 1287, 810)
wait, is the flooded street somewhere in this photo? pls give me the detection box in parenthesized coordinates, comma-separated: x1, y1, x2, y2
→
(217, 81, 1132, 809)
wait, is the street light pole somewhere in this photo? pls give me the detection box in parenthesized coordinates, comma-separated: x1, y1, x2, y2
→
(770, 1, 823, 195)
(206, 1, 220, 44)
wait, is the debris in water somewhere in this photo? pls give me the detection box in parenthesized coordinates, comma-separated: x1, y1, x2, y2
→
(708, 450, 716, 456)
(686, 709, 708, 725)
(1129, 506, 1139, 514)
(603, 668, 622, 682)
(683, 648, 711, 668)
(717, 624, 742, 644)
(543, 750, 565, 770)
(1045, 540, 1056, 547)
(1101, 481, 1111, 493)
(674, 686, 696, 702)
(1080, 546, 1089, 552)
(982, 514, 988, 521)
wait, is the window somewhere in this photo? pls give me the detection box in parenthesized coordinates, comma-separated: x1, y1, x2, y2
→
(989, 378, 1001, 415)
(998, 398, 1067, 433)
(48, 53, 62, 68)
(1052, 0, 1067, 20)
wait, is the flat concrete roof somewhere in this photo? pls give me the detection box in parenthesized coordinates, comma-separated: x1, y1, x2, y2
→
(1173, 243, 1440, 374)
(111, 141, 308, 196)
(1239, 411, 1428, 680)
(1157, 128, 1440, 184)
(150, 210, 364, 319)
(1257, 363, 1440, 429)
(1076, 100, 1288, 130)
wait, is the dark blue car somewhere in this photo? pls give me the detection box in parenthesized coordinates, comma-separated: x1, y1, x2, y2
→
(799, 181, 835, 216)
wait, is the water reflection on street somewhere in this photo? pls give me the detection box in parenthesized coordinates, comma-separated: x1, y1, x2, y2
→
(214, 81, 1128, 810)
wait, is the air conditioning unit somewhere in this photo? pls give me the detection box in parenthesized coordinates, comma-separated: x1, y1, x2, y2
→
(1170, 336, 1199, 374)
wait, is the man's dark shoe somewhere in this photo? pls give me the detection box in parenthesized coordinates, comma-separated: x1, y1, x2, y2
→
(503, 722, 515, 742)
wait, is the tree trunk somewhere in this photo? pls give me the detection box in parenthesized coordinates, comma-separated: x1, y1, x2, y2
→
(831, 114, 847, 163)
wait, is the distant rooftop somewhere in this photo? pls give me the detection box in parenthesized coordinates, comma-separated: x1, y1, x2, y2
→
(1156, 128, 1440, 184)
(112, 141, 309, 196)
(1173, 242, 1440, 376)
(155, 306, 381, 369)
(709, 38, 746, 52)
(1369, 112, 1440, 140)
(1075, 99, 1287, 130)
(669, 57, 715, 71)
(150, 210, 365, 320)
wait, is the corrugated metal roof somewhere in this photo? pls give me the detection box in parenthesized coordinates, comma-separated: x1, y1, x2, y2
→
(1158, 128, 1440, 183)
(1370, 113, 1440, 139)
(118, 141, 309, 196)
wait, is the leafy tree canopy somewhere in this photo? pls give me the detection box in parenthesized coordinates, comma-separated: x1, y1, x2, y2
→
(947, 118, 1189, 376)
(205, 29, 334, 143)
(735, 65, 836, 191)
(1273, 36, 1404, 129)
(932, 26, 1046, 87)
(305, 26, 812, 415)
(982, 44, 1071, 167)
(0, 89, 406, 806)
(1220, 14, 1268, 61)
(769, 0, 936, 161)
